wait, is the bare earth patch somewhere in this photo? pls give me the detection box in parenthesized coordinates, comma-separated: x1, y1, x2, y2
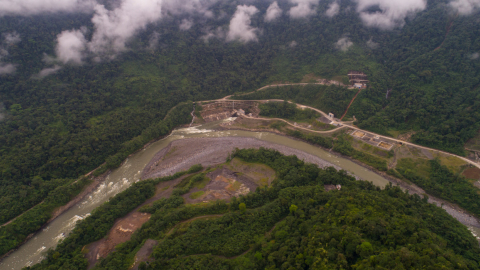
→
(463, 167, 480, 180)
(183, 167, 258, 204)
(85, 212, 151, 269)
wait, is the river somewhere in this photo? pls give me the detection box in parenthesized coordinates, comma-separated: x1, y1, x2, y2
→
(0, 119, 478, 269)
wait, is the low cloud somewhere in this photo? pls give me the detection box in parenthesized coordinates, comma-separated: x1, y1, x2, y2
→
(201, 27, 225, 42)
(325, 1, 340, 17)
(4, 32, 21, 45)
(355, 0, 427, 30)
(148, 31, 160, 50)
(470, 52, 479, 60)
(265, 1, 282, 22)
(366, 38, 379, 49)
(289, 40, 298, 48)
(0, 0, 95, 16)
(179, 19, 194, 30)
(449, 0, 480, 15)
(50, 0, 218, 60)
(0, 63, 15, 75)
(288, 0, 320, 19)
(56, 29, 87, 65)
(33, 65, 62, 79)
(226, 5, 259, 43)
(335, 37, 353, 51)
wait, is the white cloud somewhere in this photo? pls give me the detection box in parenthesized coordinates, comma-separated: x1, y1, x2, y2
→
(289, 40, 298, 48)
(88, 2, 164, 55)
(470, 52, 479, 60)
(335, 37, 353, 51)
(0, 63, 15, 75)
(4, 32, 21, 45)
(0, 0, 95, 16)
(325, 1, 340, 17)
(179, 19, 194, 30)
(355, 0, 427, 30)
(449, 0, 480, 15)
(265, 1, 282, 22)
(34, 65, 62, 79)
(226, 5, 259, 43)
(288, 0, 320, 19)
(56, 29, 87, 65)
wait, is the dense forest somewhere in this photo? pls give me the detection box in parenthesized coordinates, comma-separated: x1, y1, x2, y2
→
(0, 0, 479, 259)
(27, 149, 480, 269)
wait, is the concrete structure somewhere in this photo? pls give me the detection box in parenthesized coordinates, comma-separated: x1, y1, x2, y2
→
(348, 71, 368, 89)
(328, 113, 334, 119)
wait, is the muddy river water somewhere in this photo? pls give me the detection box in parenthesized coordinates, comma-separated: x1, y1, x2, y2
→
(1, 120, 478, 269)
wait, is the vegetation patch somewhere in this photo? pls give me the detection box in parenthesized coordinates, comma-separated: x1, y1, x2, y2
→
(189, 191, 205, 200)
(226, 158, 276, 186)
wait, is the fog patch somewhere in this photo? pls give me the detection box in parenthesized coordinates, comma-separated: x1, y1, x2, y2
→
(449, 0, 480, 15)
(265, 1, 282, 22)
(4, 32, 21, 45)
(335, 37, 353, 51)
(0, 63, 16, 75)
(288, 0, 320, 18)
(355, 0, 427, 30)
(179, 19, 194, 30)
(226, 5, 259, 43)
(148, 31, 161, 50)
(201, 27, 225, 42)
(325, 1, 340, 17)
(470, 52, 480, 60)
(289, 40, 298, 48)
(33, 65, 62, 79)
(0, 0, 96, 17)
(366, 38, 379, 49)
(56, 29, 87, 65)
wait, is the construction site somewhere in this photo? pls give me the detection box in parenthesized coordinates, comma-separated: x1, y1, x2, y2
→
(348, 71, 368, 89)
(349, 130, 394, 150)
(199, 101, 259, 122)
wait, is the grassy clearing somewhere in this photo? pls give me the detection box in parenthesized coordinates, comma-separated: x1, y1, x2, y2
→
(434, 154, 468, 173)
(226, 158, 276, 186)
(189, 191, 205, 200)
(396, 158, 431, 179)
(193, 177, 210, 189)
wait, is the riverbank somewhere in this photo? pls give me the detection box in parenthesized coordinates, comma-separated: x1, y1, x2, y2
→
(141, 136, 342, 180)
(218, 125, 480, 231)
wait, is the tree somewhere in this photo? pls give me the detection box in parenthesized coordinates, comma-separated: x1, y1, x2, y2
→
(239, 203, 246, 213)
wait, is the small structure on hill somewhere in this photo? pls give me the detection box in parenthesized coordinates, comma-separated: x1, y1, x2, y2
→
(328, 112, 335, 119)
(348, 71, 368, 89)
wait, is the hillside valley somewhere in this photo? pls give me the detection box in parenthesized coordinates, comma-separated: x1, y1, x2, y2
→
(0, 0, 480, 269)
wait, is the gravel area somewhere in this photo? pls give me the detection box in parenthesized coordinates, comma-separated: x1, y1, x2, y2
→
(142, 137, 340, 180)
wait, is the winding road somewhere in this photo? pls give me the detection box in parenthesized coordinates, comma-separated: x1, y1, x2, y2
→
(199, 83, 480, 170)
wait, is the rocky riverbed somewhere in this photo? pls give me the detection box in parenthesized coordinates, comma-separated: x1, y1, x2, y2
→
(142, 137, 342, 180)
